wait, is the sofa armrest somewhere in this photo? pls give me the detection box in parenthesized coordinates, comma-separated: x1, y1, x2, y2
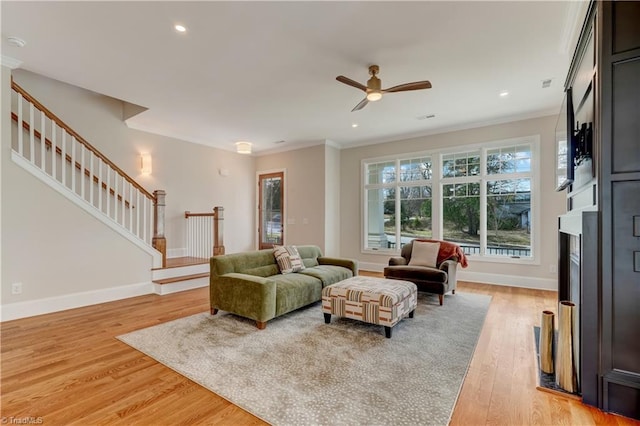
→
(210, 273, 277, 322)
(388, 257, 408, 266)
(318, 257, 358, 276)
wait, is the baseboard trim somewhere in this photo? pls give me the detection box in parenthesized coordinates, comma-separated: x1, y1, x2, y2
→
(0, 282, 153, 322)
(358, 262, 557, 291)
(153, 277, 209, 295)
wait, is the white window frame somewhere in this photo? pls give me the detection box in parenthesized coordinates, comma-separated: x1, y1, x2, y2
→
(361, 136, 540, 265)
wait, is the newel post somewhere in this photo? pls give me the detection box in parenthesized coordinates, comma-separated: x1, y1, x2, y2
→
(153, 190, 167, 267)
(213, 206, 225, 255)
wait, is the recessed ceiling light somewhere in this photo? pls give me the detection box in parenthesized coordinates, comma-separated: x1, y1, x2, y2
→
(352, 123, 359, 128)
(499, 90, 510, 97)
(174, 24, 186, 33)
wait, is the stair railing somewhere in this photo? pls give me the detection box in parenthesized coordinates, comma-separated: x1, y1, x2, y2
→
(10, 80, 167, 264)
(184, 206, 225, 259)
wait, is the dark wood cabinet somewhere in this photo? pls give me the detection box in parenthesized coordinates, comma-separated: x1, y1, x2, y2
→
(568, 0, 640, 420)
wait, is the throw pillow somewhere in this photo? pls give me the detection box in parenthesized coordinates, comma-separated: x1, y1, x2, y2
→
(273, 245, 306, 274)
(408, 241, 440, 268)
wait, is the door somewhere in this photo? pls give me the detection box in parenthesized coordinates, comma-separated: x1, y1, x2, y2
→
(258, 171, 284, 249)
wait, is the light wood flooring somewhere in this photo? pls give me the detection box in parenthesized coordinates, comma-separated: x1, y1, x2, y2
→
(1, 275, 638, 425)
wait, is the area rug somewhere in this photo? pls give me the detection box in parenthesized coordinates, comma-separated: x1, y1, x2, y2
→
(117, 292, 491, 426)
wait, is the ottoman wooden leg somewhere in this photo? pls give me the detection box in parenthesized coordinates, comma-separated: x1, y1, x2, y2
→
(409, 310, 414, 318)
(384, 326, 392, 338)
(324, 313, 331, 324)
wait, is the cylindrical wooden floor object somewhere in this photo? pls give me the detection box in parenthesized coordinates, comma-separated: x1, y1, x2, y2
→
(540, 310, 555, 374)
(556, 301, 577, 393)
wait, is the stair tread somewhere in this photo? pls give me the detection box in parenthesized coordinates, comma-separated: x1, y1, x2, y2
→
(153, 272, 209, 285)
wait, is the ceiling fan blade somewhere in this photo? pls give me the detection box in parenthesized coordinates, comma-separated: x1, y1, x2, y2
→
(384, 81, 432, 93)
(352, 97, 369, 112)
(336, 75, 368, 92)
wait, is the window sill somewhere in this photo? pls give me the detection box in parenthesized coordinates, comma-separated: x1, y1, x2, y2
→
(466, 254, 540, 266)
(362, 248, 539, 266)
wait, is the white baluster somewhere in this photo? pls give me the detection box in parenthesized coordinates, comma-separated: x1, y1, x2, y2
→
(187, 217, 191, 257)
(136, 191, 141, 238)
(197, 217, 202, 258)
(40, 111, 46, 171)
(29, 103, 35, 163)
(143, 196, 147, 242)
(198, 217, 202, 258)
(121, 176, 126, 226)
(61, 130, 67, 187)
(71, 136, 76, 193)
(114, 171, 119, 223)
(106, 167, 111, 218)
(17, 94, 23, 156)
(80, 145, 86, 200)
(89, 151, 94, 207)
(51, 122, 57, 181)
(98, 158, 103, 212)
(129, 182, 134, 233)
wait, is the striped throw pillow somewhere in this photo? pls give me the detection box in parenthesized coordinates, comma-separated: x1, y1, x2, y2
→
(273, 245, 306, 274)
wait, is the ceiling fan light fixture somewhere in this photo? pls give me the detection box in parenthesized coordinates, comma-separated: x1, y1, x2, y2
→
(366, 91, 382, 102)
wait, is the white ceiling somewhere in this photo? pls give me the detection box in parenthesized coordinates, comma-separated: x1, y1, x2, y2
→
(1, 1, 589, 155)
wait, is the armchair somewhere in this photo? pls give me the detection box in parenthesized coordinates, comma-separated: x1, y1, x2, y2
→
(383, 239, 467, 305)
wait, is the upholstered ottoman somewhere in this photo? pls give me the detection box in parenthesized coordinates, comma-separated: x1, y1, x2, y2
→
(321, 276, 417, 338)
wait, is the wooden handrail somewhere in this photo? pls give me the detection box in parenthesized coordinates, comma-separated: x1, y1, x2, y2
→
(11, 112, 133, 209)
(184, 211, 216, 218)
(11, 80, 155, 202)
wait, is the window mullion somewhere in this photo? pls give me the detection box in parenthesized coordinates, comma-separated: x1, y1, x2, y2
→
(395, 159, 401, 250)
(480, 147, 487, 256)
(433, 154, 442, 240)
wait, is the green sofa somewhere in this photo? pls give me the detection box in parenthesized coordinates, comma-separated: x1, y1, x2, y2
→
(210, 245, 357, 329)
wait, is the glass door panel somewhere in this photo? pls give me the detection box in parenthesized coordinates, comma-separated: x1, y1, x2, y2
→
(258, 172, 283, 249)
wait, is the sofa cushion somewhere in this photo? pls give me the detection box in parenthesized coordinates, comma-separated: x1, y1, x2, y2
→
(384, 265, 447, 283)
(408, 241, 440, 267)
(297, 245, 323, 267)
(299, 265, 353, 287)
(273, 245, 306, 274)
(271, 274, 322, 316)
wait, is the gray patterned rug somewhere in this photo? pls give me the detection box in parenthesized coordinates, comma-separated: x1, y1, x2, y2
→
(117, 292, 491, 426)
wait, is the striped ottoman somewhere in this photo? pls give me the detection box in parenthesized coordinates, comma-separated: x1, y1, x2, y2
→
(321, 276, 417, 338)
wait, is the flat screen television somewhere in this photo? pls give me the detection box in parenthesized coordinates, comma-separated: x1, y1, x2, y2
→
(555, 87, 575, 191)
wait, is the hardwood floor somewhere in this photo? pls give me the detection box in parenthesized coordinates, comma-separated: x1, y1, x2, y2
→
(1, 278, 638, 425)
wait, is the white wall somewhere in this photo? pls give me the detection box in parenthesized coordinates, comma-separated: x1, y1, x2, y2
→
(1, 70, 255, 319)
(339, 116, 566, 289)
(256, 144, 326, 251)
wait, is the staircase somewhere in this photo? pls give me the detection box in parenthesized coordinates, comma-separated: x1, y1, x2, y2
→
(151, 257, 210, 295)
(10, 79, 166, 268)
(9, 79, 223, 298)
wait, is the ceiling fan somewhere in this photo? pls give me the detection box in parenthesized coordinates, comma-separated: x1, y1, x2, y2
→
(336, 65, 432, 112)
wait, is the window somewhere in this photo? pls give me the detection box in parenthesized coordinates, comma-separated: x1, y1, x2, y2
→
(364, 157, 432, 250)
(363, 137, 538, 261)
